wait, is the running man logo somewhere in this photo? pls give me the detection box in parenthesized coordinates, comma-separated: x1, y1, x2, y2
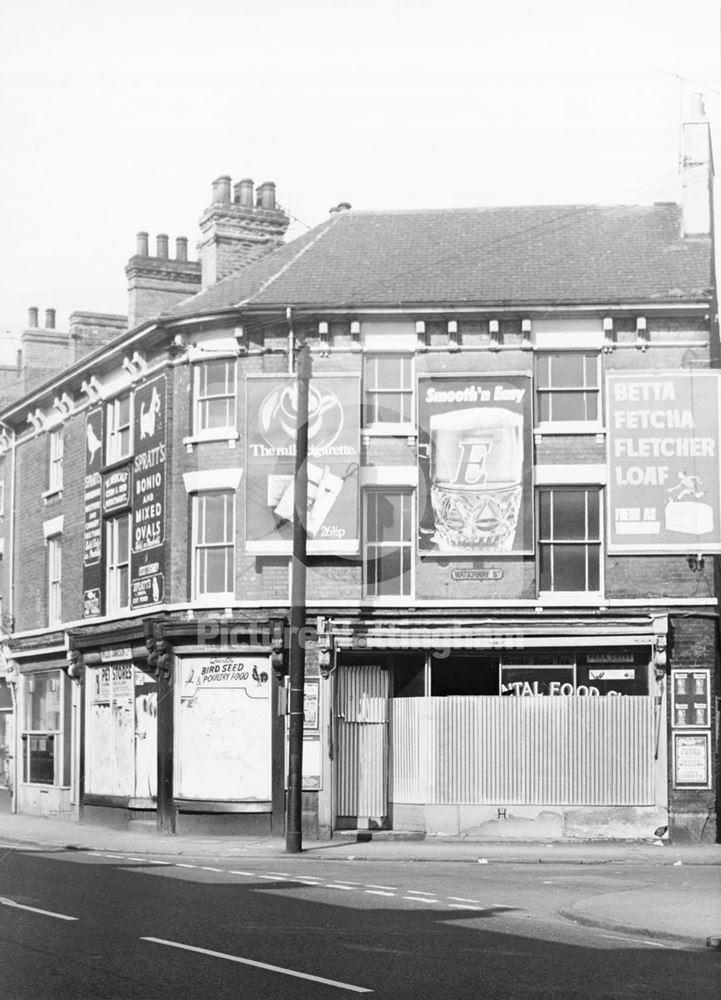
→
(454, 439, 491, 486)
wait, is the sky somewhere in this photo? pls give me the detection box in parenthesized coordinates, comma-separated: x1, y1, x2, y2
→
(0, 0, 718, 363)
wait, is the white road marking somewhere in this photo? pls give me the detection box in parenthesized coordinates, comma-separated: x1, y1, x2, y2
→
(200, 867, 222, 873)
(326, 883, 355, 890)
(448, 904, 482, 911)
(0, 895, 77, 921)
(364, 884, 396, 890)
(141, 936, 373, 992)
(365, 890, 395, 897)
(448, 896, 479, 903)
(176, 864, 197, 869)
(257, 874, 286, 880)
(228, 870, 256, 876)
(146, 859, 171, 866)
(403, 896, 437, 904)
(405, 890, 435, 896)
(126, 857, 152, 863)
(102, 854, 126, 859)
(599, 933, 668, 949)
(267, 871, 292, 877)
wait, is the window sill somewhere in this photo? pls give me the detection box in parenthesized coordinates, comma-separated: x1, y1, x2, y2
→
(362, 424, 416, 438)
(535, 423, 604, 438)
(42, 487, 63, 503)
(184, 431, 239, 451)
(537, 592, 604, 606)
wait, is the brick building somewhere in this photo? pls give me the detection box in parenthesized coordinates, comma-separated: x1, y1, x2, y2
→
(0, 98, 717, 843)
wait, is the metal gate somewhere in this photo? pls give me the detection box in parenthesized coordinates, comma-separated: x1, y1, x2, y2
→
(335, 665, 390, 828)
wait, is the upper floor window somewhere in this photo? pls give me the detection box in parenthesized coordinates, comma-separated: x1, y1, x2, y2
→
(192, 491, 235, 599)
(363, 354, 414, 428)
(535, 353, 600, 425)
(106, 512, 131, 613)
(194, 360, 237, 435)
(364, 489, 413, 598)
(106, 392, 133, 463)
(538, 487, 601, 594)
(47, 535, 62, 627)
(48, 429, 64, 493)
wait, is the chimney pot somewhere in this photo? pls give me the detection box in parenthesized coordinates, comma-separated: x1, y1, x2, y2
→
(212, 175, 232, 205)
(156, 234, 169, 259)
(45, 308, 56, 329)
(136, 231, 149, 256)
(257, 181, 276, 210)
(237, 178, 254, 207)
(28, 307, 39, 328)
(175, 236, 188, 261)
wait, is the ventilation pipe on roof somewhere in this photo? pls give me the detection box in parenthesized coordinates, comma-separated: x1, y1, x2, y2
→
(681, 92, 712, 238)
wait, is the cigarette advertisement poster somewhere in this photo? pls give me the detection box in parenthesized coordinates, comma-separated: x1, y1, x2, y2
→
(417, 374, 533, 555)
(246, 374, 360, 555)
(607, 372, 721, 552)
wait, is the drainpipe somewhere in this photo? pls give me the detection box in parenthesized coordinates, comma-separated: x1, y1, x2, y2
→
(0, 422, 17, 812)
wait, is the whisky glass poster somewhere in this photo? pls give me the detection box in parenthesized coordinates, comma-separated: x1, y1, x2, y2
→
(417, 374, 533, 555)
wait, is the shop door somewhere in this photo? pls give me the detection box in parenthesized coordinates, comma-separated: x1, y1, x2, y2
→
(134, 679, 157, 800)
(335, 665, 390, 829)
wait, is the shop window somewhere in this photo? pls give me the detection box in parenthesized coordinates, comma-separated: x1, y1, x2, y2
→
(192, 491, 235, 599)
(48, 428, 63, 493)
(193, 359, 237, 435)
(431, 655, 499, 695)
(535, 352, 600, 425)
(363, 354, 413, 428)
(106, 512, 131, 613)
(106, 391, 133, 463)
(47, 535, 62, 627)
(538, 488, 601, 593)
(364, 489, 413, 598)
(22, 671, 62, 785)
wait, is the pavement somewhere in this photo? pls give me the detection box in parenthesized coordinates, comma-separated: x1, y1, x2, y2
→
(0, 810, 720, 949)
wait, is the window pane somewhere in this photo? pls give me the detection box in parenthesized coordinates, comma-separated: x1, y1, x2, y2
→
(587, 490, 600, 540)
(587, 545, 600, 590)
(118, 516, 130, 560)
(202, 549, 231, 594)
(550, 353, 585, 385)
(551, 492, 586, 540)
(201, 494, 231, 544)
(27, 674, 61, 730)
(376, 547, 401, 595)
(26, 734, 55, 784)
(118, 566, 129, 608)
(372, 494, 402, 543)
(538, 543, 552, 591)
(118, 394, 131, 425)
(551, 391, 586, 422)
(553, 544, 587, 591)
(374, 357, 401, 390)
(204, 360, 231, 396)
(539, 491, 552, 537)
(584, 354, 599, 388)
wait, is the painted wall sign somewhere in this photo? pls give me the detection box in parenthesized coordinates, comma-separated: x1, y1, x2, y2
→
(671, 669, 710, 728)
(181, 655, 270, 699)
(607, 372, 721, 552)
(417, 374, 533, 555)
(83, 408, 104, 617)
(130, 376, 167, 610)
(103, 467, 131, 513)
(245, 374, 360, 555)
(673, 732, 711, 788)
(100, 646, 133, 663)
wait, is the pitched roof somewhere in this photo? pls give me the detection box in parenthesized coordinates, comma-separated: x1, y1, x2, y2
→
(166, 203, 712, 318)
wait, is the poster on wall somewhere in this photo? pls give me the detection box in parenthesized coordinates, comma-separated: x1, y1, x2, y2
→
(673, 731, 711, 788)
(417, 374, 533, 555)
(130, 375, 167, 609)
(177, 656, 272, 801)
(245, 374, 360, 555)
(607, 372, 721, 552)
(671, 669, 710, 728)
(83, 407, 103, 618)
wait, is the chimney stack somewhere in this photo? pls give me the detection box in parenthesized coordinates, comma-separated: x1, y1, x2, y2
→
(681, 92, 712, 237)
(126, 232, 201, 328)
(28, 307, 39, 328)
(198, 173, 290, 288)
(45, 308, 56, 329)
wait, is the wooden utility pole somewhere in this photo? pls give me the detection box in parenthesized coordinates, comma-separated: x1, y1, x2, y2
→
(286, 339, 312, 853)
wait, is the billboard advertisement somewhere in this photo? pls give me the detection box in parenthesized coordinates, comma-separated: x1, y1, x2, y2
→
(245, 374, 360, 555)
(83, 407, 103, 618)
(131, 375, 167, 609)
(607, 372, 721, 552)
(417, 374, 533, 555)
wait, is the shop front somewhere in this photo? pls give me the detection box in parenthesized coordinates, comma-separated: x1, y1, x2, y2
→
(329, 622, 668, 840)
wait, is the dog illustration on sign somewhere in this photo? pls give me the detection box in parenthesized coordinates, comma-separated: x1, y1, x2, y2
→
(140, 386, 162, 439)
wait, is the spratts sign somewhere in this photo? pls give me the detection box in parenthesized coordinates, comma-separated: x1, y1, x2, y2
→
(607, 372, 721, 552)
